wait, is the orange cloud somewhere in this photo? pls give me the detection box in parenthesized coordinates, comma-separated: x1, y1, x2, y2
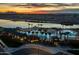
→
(0, 5, 63, 14)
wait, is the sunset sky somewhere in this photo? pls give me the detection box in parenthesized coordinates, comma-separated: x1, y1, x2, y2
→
(0, 3, 79, 28)
(0, 3, 79, 14)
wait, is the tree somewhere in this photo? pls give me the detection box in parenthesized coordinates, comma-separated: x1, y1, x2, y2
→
(64, 32, 70, 41)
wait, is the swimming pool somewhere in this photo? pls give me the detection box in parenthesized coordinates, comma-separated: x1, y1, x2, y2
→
(18, 30, 77, 40)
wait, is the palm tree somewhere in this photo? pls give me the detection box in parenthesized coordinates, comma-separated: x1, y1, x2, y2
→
(32, 31, 34, 35)
(60, 32, 70, 45)
(30, 24, 33, 28)
(64, 32, 70, 42)
(50, 36, 55, 46)
(37, 24, 43, 28)
(59, 30, 63, 40)
(41, 32, 44, 34)
(28, 23, 30, 28)
(44, 33, 47, 43)
(48, 32, 51, 36)
(27, 31, 30, 35)
(28, 31, 30, 33)
(41, 32, 45, 40)
(28, 23, 33, 28)
(36, 31, 38, 35)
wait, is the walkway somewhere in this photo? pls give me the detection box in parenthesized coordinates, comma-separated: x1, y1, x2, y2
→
(8, 44, 73, 55)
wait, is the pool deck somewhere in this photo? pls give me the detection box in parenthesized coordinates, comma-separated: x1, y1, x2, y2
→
(7, 44, 73, 55)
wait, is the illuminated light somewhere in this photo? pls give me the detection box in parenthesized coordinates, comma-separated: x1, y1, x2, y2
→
(17, 36, 20, 39)
(24, 37, 27, 39)
(31, 40, 39, 43)
(20, 38, 24, 41)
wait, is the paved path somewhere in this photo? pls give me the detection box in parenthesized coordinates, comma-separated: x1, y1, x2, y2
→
(8, 44, 73, 55)
(0, 39, 73, 55)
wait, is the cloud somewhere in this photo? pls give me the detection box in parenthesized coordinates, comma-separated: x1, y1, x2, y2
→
(0, 3, 64, 14)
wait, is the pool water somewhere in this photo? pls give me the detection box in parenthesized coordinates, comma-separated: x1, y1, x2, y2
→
(18, 30, 77, 40)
